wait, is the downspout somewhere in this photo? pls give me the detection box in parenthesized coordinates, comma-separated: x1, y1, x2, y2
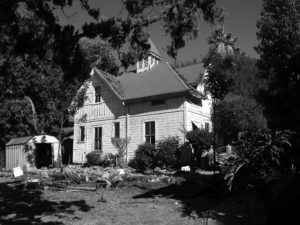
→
(183, 99, 187, 142)
(124, 102, 129, 162)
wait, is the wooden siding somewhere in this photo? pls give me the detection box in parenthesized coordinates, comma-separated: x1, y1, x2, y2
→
(6, 145, 27, 170)
(186, 99, 212, 131)
(73, 117, 127, 163)
(128, 97, 184, 115)
(74, 76, 126, 122)
(127, 109, 185, 158)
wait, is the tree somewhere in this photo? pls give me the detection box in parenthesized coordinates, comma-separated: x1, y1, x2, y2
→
(0, 0, 225, 164)
(256, 0, 300, 132)
(202, 26, 267, 143)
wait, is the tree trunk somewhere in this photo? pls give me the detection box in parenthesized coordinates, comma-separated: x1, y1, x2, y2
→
(57, 113, 64, 168)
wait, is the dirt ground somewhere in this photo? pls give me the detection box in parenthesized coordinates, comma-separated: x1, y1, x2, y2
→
(0, 173, 267, 225)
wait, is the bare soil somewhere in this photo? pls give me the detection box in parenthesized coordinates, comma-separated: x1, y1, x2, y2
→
(0, 172, 267, 225)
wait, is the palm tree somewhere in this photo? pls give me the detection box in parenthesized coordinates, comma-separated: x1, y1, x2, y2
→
(207, 26, 237, 57)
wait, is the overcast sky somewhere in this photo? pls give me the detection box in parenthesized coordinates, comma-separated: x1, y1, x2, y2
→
(56, 0, 262, 63)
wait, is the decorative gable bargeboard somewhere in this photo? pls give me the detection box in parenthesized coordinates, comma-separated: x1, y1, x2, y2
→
(73, 40, 212, 163)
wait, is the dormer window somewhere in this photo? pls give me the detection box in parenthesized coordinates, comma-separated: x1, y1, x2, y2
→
(144, 58, 148, 68)
(138, 61, 143, 69)
(95, 86, 101, 103)
(136, 39, 162, 73)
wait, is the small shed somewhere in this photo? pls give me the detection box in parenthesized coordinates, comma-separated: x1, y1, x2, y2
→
(6, 135, 59, 171)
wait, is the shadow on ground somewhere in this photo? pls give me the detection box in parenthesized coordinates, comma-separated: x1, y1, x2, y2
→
(133, 172, 250, 224)
(0, 180, 92, 225)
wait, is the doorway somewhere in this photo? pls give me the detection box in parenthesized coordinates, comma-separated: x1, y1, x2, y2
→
(35, 143, 53, 168)
(62, 138, 73, 165)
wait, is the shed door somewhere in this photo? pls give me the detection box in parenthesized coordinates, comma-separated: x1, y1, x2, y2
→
(35, 143, 53, 168)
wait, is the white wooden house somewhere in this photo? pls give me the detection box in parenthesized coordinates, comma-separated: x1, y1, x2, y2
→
(73, 40, 212, 163)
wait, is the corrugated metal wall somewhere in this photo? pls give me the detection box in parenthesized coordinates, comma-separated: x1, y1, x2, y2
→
(6, 145, 27, 170)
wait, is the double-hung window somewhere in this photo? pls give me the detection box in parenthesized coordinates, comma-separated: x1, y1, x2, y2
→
(95, 127, 102, 151)
(145, 121, 155, 145)
(95, 86, 101, 103)
(78, 126, 85, 142)
(114, 122, 120, 138)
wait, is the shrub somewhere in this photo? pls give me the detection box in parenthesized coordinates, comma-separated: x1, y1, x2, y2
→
(186, 129, 213, 166)
(156, 136, 180, 169)
(86, 151, 103, 166)
(226, 129, 294, 191)
(132, 142, 157, 171)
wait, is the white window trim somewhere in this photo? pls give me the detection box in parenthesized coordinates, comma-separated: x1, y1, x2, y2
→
(142, 120, 157, 144)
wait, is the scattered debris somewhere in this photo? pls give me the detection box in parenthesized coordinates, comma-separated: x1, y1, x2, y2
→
(13, 167, 23, 177)
(181, 166, 191, 172)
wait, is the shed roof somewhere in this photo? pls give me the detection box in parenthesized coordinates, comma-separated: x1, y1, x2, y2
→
(6, 136, 33, 146)
(6, 135, 59, 146)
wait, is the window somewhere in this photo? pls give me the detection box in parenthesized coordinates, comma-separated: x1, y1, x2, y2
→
(145, 121, 155, 145)
(144, 58, 148, 68)
(95, 127, 102, 151)
(151, 99, 165, 106)
(138, 61, 143, 69)
(78, 126, 85, 142)
(95, 86, 101, 103)
(114, 122, 120, 138)
(205, 123, 210, 132)
(192, 122, 198, 131)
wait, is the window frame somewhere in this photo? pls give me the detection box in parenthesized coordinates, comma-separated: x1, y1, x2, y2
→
(114, 122, 120, 138)
(144, 57, 149, 68)
(95, 86, 101, 103)
(94, 127, 102, 151)
(145, 121, 155, 145)
(78, 126, 85, 142)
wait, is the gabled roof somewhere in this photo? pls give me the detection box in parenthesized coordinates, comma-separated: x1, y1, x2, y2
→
(176, 63, 205, 86)
(6, 136, 33, 146)
(93, 62, 192, 102)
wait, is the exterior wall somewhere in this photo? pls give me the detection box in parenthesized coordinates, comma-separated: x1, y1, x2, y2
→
(73, 90, 187, 162)
(185, 96, 212, 132)
(73, 75, 127, 163)
(126, 97, 186, 158)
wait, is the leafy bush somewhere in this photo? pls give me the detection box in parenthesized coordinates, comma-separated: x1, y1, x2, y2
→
(156, 136, 180, 169)
(86, 151, 117, 167)
(186, 129, 213, 166)
(86, 151, 103, 166)
(225, 129, 294, 191)
(132, 143, 157, 171)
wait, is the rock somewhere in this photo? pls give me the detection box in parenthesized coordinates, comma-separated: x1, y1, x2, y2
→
(40, 171, 49, 178)
(111, 175, 123, 186)
(117, 169, 125, 175)
(154, 167, 162, 174)
(101, 172, 110, 179)
(144, 169, 153, 175)
(96, 177, 112, 188)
